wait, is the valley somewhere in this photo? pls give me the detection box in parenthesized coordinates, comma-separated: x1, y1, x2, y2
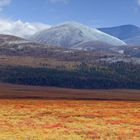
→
(0, 1, 140, 140)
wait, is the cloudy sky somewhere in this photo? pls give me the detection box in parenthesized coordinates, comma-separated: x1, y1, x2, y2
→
(0, 0, 140, 37)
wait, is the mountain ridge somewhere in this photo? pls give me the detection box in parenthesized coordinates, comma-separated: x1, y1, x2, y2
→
(98, 25, 140, 45)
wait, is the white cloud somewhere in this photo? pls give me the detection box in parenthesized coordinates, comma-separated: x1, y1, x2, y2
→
(48, 0, 70, 4)
(137, 0, 140, 5)
(0, 0, 51, 38)
(0, 0, 11, 6)
(0, 18, 51, 38)
(0, 0, 11, 11)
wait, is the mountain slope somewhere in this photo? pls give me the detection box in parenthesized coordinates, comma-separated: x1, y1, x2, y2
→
(0, 34, 26, 43)
(30, 22, 126, 50)
(98, 25, 140, 41)
(0, 34, 139, 89)
(124, 36, 140, 45)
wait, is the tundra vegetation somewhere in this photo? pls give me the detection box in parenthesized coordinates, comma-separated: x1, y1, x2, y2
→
(0, 100, 139, 140)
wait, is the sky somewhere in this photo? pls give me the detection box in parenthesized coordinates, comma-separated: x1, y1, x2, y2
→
(0, 0, 140, 37)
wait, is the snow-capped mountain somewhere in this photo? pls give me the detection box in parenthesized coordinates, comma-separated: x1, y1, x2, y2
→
(98, 25, 140, 40)
(30, 22, 126, 50)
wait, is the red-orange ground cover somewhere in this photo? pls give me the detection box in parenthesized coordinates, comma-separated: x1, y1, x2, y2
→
(0, 100, 140, 140)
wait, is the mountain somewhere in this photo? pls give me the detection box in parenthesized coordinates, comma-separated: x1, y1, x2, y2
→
(0, 34, 140, 89)
(0, 34, 63, 57)
(0, 34, 33, 49)
(98, 25, 140, 41)
(124, 36, 140, 46)
(0, 34, 125, 59)
(0, 33, 140, 58)
(30, 22, 126, 50)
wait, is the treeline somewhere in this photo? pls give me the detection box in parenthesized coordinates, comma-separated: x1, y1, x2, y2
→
(0, 62, 140, 89)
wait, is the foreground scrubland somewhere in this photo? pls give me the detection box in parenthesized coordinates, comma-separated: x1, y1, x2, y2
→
(0, 100, 140, 140)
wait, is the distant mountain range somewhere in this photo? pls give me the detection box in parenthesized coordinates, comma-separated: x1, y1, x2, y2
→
(124, 36, 140, 46)
(0, 24, 140, 89)
(30, 22, 140, 47)
(0, 22, 140, 58)
(98, 25, 140, 45)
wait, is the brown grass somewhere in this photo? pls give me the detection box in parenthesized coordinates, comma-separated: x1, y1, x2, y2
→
(0, 84, 139, 139)
(0, 83, 140, 100)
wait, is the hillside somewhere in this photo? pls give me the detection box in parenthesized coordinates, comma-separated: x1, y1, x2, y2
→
(0, 34, 139, 89)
